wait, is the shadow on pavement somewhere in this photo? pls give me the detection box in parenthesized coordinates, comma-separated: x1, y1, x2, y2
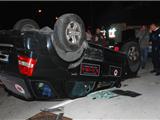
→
(111, 89, 142, 97)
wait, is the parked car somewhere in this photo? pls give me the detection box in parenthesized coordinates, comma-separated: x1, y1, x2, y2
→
(0, 14, 136, 100)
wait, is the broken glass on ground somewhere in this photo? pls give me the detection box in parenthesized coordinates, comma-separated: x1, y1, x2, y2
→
(87, 89, 142, 100)
(87, 89, 119, 100)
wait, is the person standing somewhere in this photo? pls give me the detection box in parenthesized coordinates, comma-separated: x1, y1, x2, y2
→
(136, 25, 150, 69)
(149, 23, 160, 76)
(94, 28, 107, 47)
(86, 29, 92, 42)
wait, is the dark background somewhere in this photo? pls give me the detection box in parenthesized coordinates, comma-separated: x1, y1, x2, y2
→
(0, 1, 160, 30)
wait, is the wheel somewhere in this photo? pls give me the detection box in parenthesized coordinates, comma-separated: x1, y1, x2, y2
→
(49, 13, 88, 63)
(54, 13, 86, 52)
(64, 80, 97, 99)
(121, 41, 140, 76)
(13, 19, 40, 31)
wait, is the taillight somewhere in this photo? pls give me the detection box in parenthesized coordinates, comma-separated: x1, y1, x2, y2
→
(114, 46, 120, 52)
(18, 55, 37, 76)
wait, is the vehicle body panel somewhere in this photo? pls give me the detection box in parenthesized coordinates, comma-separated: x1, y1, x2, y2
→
(0, 30, 127, 100)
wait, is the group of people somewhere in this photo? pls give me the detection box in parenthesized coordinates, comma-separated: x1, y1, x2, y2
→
(149, 24, 160, 75)
(137, 23, 160, 76)
(86, 24, 160, 76)
(86, 27, 107, 47)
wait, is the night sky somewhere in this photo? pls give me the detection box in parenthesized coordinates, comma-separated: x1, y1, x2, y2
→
(0, 1, 160, 30)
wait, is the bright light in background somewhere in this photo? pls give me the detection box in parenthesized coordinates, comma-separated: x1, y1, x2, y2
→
(109, 28, 116, 38)
(38, 9, 42, 13)
(55, 17, 58, 20)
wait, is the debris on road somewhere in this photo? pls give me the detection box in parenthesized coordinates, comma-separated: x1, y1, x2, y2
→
(87, 89, 142, 100)
(27, 111, 72, 120)
(87, 89, 119, 100)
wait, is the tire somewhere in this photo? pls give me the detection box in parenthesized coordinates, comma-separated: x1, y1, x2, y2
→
(13, 19, 40, 31)
(64, 80, 97, 99)
(121, 41, 140, 76)
(50, 13, 88, 63)
(53, 13, 86, 52)
(51, 35, 87, 63)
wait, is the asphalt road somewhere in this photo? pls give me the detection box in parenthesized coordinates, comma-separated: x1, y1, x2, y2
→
(1, 60, 160, 120)
(0, 87, 62, 120)
(63, 62, 160, 120)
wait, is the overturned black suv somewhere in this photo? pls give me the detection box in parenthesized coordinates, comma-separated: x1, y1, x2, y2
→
(0, 14, 140, 100)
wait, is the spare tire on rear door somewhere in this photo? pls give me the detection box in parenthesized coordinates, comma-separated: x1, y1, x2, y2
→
(51, 13, 88, 63)
(13, 19, 40, 31)
(121, 41, 140, 76)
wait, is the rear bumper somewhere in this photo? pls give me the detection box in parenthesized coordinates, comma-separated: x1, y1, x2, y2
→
(0, 73, 33, 99)
(0, 73, 56, 100)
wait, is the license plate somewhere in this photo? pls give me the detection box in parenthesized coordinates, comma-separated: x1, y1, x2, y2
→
(80, 63, 100, 76)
